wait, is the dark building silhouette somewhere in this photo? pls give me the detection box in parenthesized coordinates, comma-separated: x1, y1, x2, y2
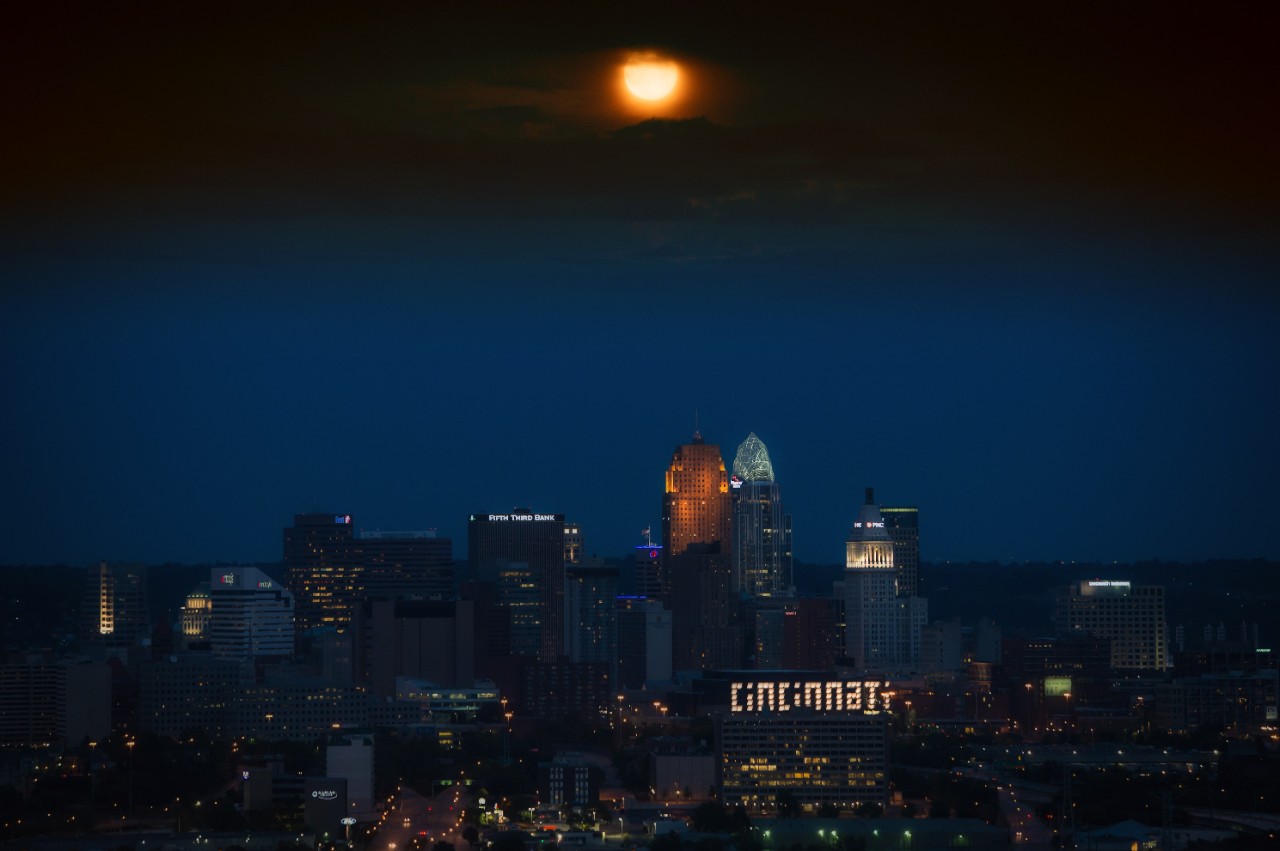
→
(565, 563, 619, 672)
(353, 598, 475, 695)
(284, 513, 453, 634)
(670, 543, 742, 671)
(468, 510, 565, 662)
(616, 596, 673, 688)
(0, 657, 111, 748)
(880, 505, 919, 598)
(521, 660, 610, 720)
(353, 530, 453, 600)
(634, 542, 666, 599)
(751, 597, 838, 670)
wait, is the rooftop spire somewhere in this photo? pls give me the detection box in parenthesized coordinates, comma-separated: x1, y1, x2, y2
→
(732, 432, 776, 482)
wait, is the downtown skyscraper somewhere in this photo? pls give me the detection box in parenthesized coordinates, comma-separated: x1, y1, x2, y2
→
(662, 431, 741, 671)
(661, 431, 732, 560)
(730, 432, 793, 597)
(844, 488, 927, 673)
(468, 510, 566, 663)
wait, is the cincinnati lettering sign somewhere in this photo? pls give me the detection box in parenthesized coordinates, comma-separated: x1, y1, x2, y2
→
(729, 679, 891, 714)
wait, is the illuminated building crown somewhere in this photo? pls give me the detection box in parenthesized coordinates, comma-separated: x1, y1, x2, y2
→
(732, 432, 775, 482)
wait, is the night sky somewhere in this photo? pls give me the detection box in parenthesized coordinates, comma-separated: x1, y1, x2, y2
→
(2, 3, 1276, 566)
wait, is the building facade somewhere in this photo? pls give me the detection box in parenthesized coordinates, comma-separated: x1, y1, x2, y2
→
(880, 506, 919, 598)
(468, 511, 566, 662)
(80, 562, 149, 657)
(284, 513, 360, 633)
(843, 489, 926, 672)
(209, 566, 295, 660)
(1055, 580, 1168, 671)
(565, 563, 619, 672)
(616, 596, 673, 688)
(661, 433, 732, 560)
(716, 673, 892, 813)
(284, 514, 453, 633)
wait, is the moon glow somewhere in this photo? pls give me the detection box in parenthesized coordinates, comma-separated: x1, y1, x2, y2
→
(624, 59, 679, 101)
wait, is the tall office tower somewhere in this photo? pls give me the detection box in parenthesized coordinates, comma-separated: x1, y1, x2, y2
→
(661, 432, 732, 559)
(468, 511, 566, 662)
(284, 513, 359, 633)
(635, 536, 666, 600)
(209, 567, 295, 660)
(565, 563, 619, 678)
(616, 597, 673, 688)
(843, 489, 926, 672)
(1055, 580, 1168, 671)
(730, 433, 794, 597)
(564, 522, 584, 566)
(670, 543, 743, 670)
(80, 562, 149, 655)
(354, 530, 454, 600)
(880, 506, 919, 597)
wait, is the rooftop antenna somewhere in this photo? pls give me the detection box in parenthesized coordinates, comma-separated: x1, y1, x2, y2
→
(693, 408, 702, 442)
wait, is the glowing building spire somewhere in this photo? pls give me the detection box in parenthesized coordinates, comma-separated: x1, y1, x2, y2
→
(732, 432, 775, 482)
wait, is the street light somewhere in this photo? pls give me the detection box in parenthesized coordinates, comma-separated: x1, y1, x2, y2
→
(87, 741, 97, 820)
(126, 740, 136, 819)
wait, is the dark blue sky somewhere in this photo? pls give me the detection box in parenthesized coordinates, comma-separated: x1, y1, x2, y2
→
(2, 3, 1276, 566)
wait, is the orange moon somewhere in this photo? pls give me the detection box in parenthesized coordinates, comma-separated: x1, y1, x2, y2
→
(624, 58, 679, 101)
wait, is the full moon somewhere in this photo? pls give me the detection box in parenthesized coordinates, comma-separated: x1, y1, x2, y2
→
(624, 59, 679, 101)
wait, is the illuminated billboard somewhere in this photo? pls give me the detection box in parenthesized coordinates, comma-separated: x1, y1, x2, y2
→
(1043, 676, 1072, 697)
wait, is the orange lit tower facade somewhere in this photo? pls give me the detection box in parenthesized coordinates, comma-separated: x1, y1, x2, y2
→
(661, 432, 732, 560)
(663, 432, 742, 670)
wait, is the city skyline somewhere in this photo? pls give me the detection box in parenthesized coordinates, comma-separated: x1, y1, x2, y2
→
(2, 4, 1276, 567)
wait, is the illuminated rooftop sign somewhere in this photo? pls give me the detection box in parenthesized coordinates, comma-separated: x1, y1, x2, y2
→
(470, 513, 564, 522)
(853, 521, 885, 528)
(335, 514, 352, 525)
(730, 679, 891, 714)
